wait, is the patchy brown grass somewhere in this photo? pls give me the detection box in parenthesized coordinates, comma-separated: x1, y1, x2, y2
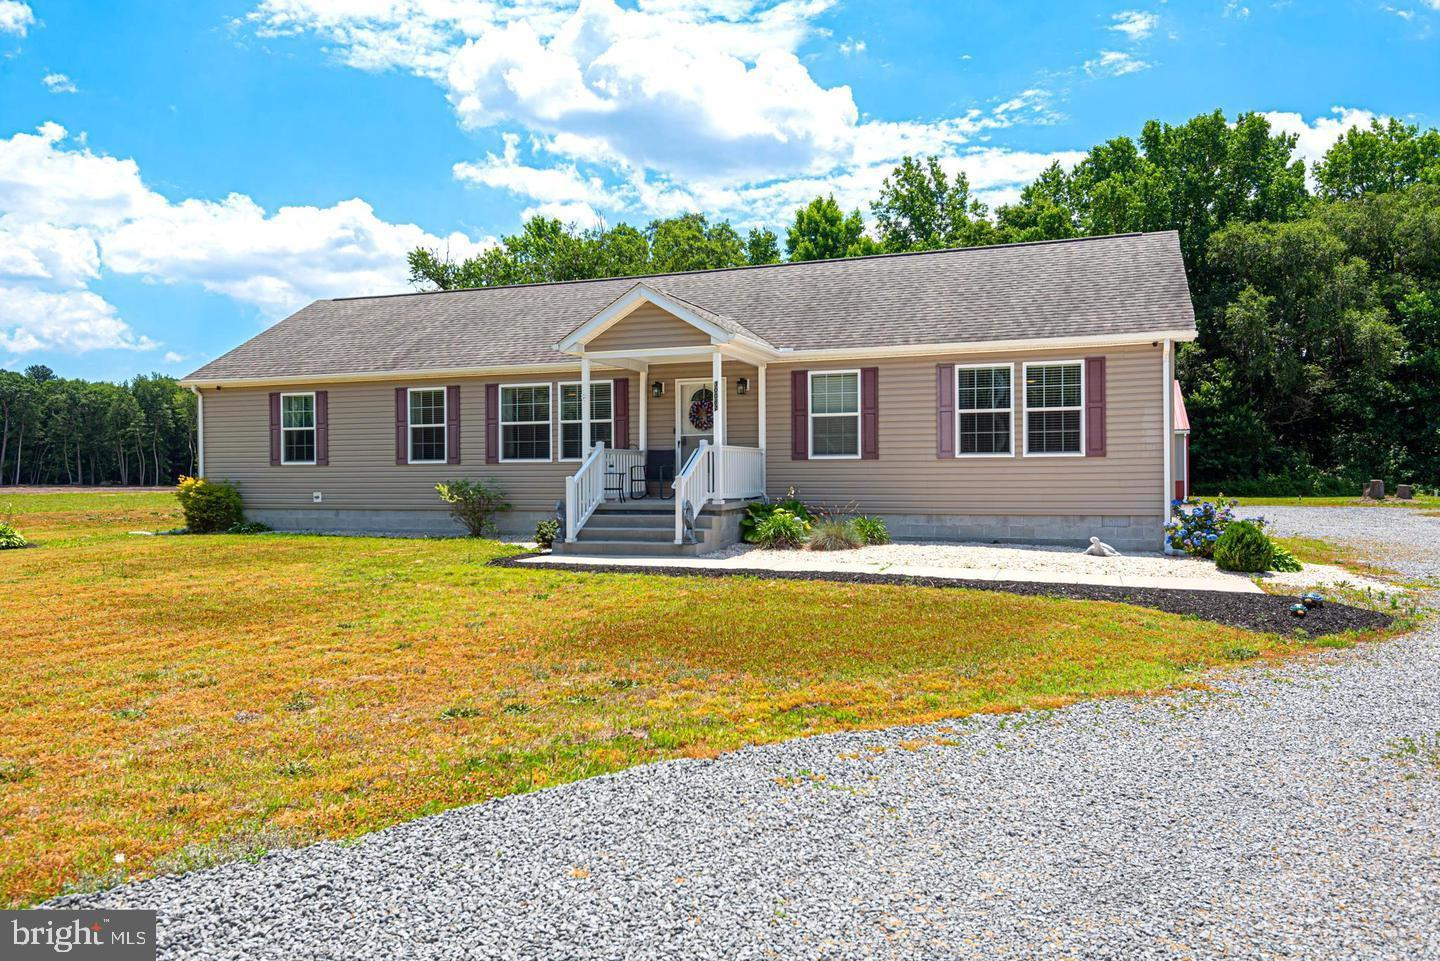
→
(0, 491, 1373, 906)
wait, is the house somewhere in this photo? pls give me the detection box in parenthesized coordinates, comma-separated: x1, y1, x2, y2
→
(182, 231, 1196, 554)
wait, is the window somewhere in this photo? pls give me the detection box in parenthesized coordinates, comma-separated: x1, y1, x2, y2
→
(809, 370, 860, 458)
(1024, 362, 1083, 455)
(956, 365, 1012, 456)
(408, 388, 447, 464)
(281, 393, 316, 465)
(500, 384, 551, 462)
(559, 380, 613, 460)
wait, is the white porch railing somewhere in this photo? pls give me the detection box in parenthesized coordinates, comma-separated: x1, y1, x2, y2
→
(604, 446, 645, 492)
(673, 440, 715, 544)
(718, 445, 764, 499)
(563, 442, 606, 543)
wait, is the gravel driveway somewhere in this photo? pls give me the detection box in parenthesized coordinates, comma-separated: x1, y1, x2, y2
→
(56, 508, 1440, 960)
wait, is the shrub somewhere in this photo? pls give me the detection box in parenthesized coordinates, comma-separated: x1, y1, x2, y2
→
(226, 521, 272, 535)
(751, 508, 810, 549)
(534, 519, 560, 550)
(0, 521, 28, 550)
(808, 519, 862, 551)
(175, 476, 244, 533)
(1166, 497, 1238, 558)
(740, 494, 811, 544)
(435, 479, 511, 537)
(1213, 520, 1275, 572)
(852, 515, 890, 545)
(1270, 542, 1303, 573)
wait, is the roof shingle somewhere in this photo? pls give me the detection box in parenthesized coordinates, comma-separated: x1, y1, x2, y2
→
(186, 231, 1195, 383)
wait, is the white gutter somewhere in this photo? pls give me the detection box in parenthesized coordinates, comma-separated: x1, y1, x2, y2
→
(775, 329, 1199, 363)
(190, 386, 205, 477)
(1161, 339, 1174, 554)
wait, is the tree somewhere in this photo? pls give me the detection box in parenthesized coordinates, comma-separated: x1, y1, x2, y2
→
(1315, 118, 1440, 200)
(647, 214, 748, 273)
(785, 195, 876, 261)
(870, 155, 995, 252)
(745, 227, 782, 265)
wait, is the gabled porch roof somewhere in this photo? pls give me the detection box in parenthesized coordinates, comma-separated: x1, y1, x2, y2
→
(553, 281, 778, 363)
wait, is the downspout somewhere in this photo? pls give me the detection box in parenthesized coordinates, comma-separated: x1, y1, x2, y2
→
(190, 386, 204, 478)
(1161, 340, 1174, 554)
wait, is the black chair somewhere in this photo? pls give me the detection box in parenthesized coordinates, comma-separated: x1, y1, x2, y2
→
(631, 449, 675, 500)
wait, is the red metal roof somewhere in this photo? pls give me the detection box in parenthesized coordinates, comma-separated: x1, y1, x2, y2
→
(1173, 379, 1190, 432)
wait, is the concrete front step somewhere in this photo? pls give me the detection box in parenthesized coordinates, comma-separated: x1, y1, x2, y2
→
(550, 538, 707, 557)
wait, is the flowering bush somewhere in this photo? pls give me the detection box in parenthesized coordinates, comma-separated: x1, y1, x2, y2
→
(1166, 497, 1242, 558)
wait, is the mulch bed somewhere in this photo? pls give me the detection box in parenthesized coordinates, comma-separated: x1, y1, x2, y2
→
(490, 554, 1393, 637)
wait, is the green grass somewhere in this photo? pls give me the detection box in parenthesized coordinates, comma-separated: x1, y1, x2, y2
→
(1214, 494, 1440, 508)
(0, 489, 1393, 906)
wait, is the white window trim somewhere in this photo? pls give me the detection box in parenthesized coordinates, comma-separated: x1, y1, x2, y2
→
(557, 379, 614, 462)
(279, 391, 317, 466)
(1021, 359, 1086, 458)
(954, 362, 1016, 459)
(807, 368, 862, 461)
(407, 386, 448, 465)
(498, 382, 554, 464)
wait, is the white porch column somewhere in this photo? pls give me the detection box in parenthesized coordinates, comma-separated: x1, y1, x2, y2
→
(1161, 339, 1174, 554)
(639, 364, 649, 453)
(757, 363, 767, 452)
(580, 356, 592, 453)
(712, 349, 724, 503)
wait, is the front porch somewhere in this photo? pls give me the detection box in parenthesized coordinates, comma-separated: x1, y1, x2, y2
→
(553, 282, 777, 553)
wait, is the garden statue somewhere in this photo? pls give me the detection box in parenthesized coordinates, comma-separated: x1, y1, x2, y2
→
(1084, 536, 1121, 557)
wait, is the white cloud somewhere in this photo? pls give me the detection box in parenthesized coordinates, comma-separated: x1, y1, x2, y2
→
(1223, 1, 1250, 18)
(1109, 10, 1157, 41)
(1084, 49, 1151, 77)
(0, 1, 34, 36)
(837, 36, 864, 55)
(243, 0, 1060, 229)
(42, 72, 77, 94)
(0, 123, 490, 353)
(1260, 106, 1382, 174)
(162, 351, 186, 364)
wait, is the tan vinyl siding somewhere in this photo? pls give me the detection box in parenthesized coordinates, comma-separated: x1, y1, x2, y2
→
(587, 304, 712, 351)
(764, 345, 1164, 516)
(202, 369, 638, 515)
(642, 360, 759, 453)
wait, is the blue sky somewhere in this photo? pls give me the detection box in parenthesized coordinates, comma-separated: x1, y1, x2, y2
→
(1, 0, 1437, 382)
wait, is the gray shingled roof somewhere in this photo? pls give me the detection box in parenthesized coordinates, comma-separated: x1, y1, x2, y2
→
(185, 231, 1194, 383)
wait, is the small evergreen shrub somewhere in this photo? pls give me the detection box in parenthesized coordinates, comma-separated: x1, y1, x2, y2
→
(0, 521, 28, 550)
(534, 519, 560, 550)
(226, 521, 272, 535)
(852, 515, 890, 545)
(1213, 520, 1275, 572)
(752, 508, 810, 549)
(435, 479, 511, 537)
(808, 519, 862, 551)
(175, 476, 244, 533)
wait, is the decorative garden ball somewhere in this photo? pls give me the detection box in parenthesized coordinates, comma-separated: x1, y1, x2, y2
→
(1289, 603, 1308, 618)
(1301, 591, 1324, 609)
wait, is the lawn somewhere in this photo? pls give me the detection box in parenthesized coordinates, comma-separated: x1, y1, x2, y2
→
(0, 490, 1380, 906)
(1215, 494, 1440, 509)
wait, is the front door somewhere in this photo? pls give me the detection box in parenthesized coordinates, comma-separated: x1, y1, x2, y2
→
(676, 378, 723, 467)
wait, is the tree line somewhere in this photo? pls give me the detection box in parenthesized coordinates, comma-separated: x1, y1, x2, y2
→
(0, 366, 196, 487)
(410, 110, 1440, 494)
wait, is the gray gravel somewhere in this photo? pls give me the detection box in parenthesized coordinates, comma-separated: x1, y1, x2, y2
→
(55, 508, 1440, 960)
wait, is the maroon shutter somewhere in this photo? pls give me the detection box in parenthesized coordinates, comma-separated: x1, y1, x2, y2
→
(936, 364, 955, 458)
(790, 370, 809, 460)
(395, 388, 408, 465)
(269, 392, 281, 466)
(446, 385, 461, 465)
(860, 367, 879, 460)
(485, 383, 500, 465)
(1085, 356, 1106, 457)
(613, 378, 630, 449)
(315, 390, 329, 466)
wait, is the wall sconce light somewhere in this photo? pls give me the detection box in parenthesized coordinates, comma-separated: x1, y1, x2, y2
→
(650, 381, 665, 398)
(736, 377, 750, 395)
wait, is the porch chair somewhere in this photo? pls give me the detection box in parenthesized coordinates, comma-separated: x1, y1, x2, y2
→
(631, 449, 675, 500)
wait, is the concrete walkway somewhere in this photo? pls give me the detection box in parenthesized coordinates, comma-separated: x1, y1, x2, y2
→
(514, 549, 1267, 593)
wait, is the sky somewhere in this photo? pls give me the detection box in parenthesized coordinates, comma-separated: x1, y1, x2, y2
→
(1, 0, 1438, 382)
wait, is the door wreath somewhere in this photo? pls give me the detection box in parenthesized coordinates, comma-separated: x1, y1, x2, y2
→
(687, 389, 715, 432)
